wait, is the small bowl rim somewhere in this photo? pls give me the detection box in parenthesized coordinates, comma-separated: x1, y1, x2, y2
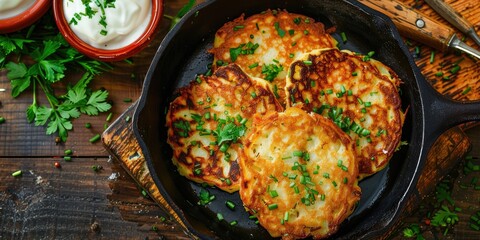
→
(0, 0, 52, 34)
(52, 0, 164, 62)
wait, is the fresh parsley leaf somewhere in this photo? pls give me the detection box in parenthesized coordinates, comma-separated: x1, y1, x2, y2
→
(66, 87, 87, 104)
(230, 46, 242, 62)
(34, 106, 53, 126)
(58, 104, 82, 119)
(79, 90, 111, 115)
(1, 10, 113, 142)
(435, 184, 455, 205)
(31, 40, 62, 61)
(215, 122, 246, 146)
(10, 77, 32, 98)
(431, 205, 459, 228)
(6, 62, 28, 79)
(26, 103, 37, 123)
(38, 59, 66, 83)
(47, 114, 73, 142)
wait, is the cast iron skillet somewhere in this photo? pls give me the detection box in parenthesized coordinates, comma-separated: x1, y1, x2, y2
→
(132, 0, 480, 239)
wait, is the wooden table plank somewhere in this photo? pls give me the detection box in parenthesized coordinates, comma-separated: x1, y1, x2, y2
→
(0, 156, 186, 239)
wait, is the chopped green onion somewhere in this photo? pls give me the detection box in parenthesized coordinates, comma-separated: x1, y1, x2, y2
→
(225, 200, 235, 210)
(106, 112, 113, 122)
(233, 25, 244, 31)
(269, 190, 279, 198)
(217, 213, 224, 221)
(430, 51, 435, 63)
(12, 170, 22, 177)
(249, 62, 259, 69)
(268, 203, 278, 210)
(451, 65, 461, 74)
(341, 32, 347, 43)
(320, 194, 326, 201)
(361, 129, 371, 136)
(219, 143, 229, 153)
(89, 134, 101, 143)
(462, 86, 472, 95)
(293, 150, 304, 157)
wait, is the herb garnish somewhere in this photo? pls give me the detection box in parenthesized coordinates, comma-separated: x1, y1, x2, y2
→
(68, 0, 117, 36)
(164, 0, 196, 29)
(261, 61, 283, 82)
(197, 188, 216, 205)
(274, 22, 286, 38)
(1, 14, 112, 142)
(229, 42, 259, 62)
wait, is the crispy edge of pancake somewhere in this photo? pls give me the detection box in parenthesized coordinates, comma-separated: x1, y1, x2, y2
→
(239, 107, 361, 239)
(285, 48, 404, 177)
(166, 64, 283, 192)
(209, 9, 338, 104)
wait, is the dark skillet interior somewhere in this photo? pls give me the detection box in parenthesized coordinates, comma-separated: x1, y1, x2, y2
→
(133, 0, 426, 239)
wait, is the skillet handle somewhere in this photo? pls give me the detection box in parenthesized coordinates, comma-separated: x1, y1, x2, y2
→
(358, 0, 455, 52)
(421, 80, 480, 141)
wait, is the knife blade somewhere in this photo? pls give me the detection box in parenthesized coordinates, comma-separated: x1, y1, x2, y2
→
(424, 0, 480, 48)
(358, 0, 480, 60)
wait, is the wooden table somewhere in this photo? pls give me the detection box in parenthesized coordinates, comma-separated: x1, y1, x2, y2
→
(0, 0, 479, 239)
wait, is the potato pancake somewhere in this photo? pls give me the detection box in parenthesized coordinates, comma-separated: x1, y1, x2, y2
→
(209, 9, 338, 103)
(239, 107, 361, 239)
(166, 64, 283, 193)
(285, 48, 404, 177)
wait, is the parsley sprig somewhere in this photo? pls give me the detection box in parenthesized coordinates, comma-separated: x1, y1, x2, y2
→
(1, 12, 112, 142)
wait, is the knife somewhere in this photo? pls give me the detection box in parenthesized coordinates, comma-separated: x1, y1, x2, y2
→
(424, 0, 480, 48)
(358, 0, 480, 60)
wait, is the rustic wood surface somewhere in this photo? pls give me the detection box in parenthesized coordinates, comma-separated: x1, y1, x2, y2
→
(1, 0, 479, 239)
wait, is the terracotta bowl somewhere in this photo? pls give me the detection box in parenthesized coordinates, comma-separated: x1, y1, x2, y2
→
(0, 0, 52, 33)
(52, 0, 164, 62)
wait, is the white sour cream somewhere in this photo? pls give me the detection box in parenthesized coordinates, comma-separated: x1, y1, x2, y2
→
(63, 0, 152, 50)
(0, 0, 36, 19)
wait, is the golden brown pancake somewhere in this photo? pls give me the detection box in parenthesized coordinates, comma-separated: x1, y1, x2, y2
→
(285, 48, 404, 177)
(166, 64, 283, 193)
(209, 9, 338, 103)
(239, 107, 361, 239)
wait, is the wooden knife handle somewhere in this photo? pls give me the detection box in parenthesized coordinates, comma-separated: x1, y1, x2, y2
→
(424, 0, 471, 33)
(358, 0, 455, 52)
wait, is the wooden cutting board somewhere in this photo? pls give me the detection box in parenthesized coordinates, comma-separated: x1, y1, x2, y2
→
(102, 0, 479, 238)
